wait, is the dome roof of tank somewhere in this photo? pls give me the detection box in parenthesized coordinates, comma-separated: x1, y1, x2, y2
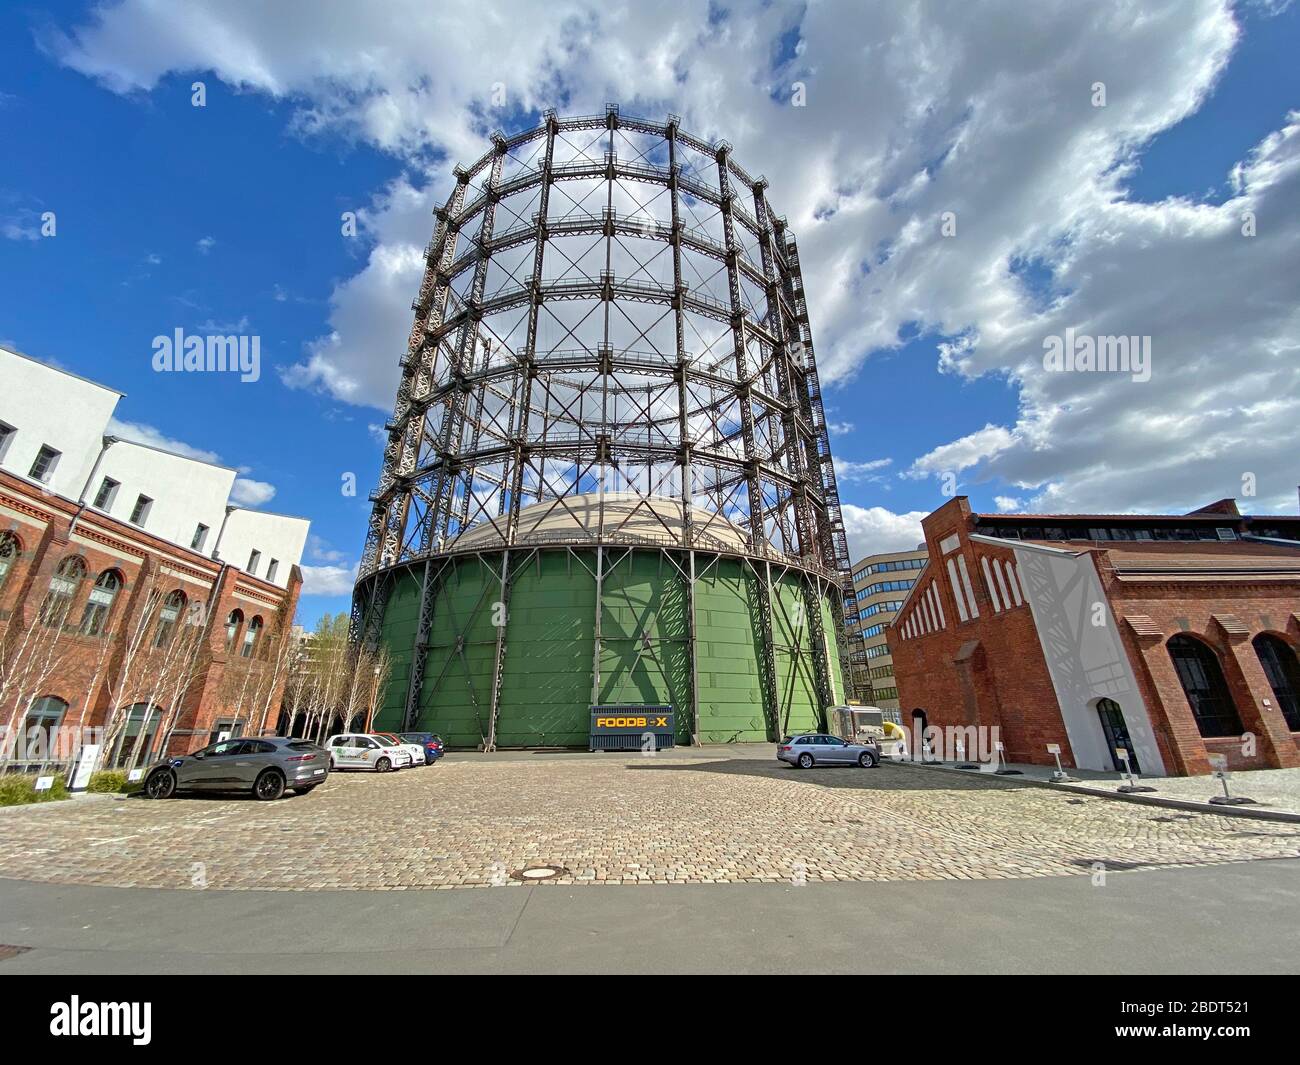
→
(449, 493, 751, 553)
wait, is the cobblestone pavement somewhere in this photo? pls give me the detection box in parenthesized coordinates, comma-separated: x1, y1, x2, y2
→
(2, 755, 1298, 890)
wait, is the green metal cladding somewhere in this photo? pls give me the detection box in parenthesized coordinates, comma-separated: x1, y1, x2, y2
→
(371, 548, 845, 747)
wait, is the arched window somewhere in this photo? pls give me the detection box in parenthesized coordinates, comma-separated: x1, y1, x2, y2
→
(79, 569, 122, 637)
(1167, 634, 1243, 738)
(1253, 634, 1300, 732)
(112, 702, 163, 769)
(0, 531, 21, 595)
(224, 609, 244, 653)
(153, 590, 187, 648)
(21, 695, 68, 761)
(39, 556, 86, 627)
(241, 615, 263, 659)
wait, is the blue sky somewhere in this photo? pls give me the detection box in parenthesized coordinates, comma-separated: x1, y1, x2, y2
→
(2, 1, 1298, 630)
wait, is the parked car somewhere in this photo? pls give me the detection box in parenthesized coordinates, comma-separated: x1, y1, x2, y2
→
(325, 733, 412, 772)
(397, 731, 444, 763)
(777, 733, 880, 769)
(142, 737, 329, 801)
(375, 732, 431, 766)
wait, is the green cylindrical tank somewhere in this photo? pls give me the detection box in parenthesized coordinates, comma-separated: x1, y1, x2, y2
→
(363, 498, 846, 747)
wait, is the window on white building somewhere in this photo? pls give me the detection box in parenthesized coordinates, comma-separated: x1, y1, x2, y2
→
(92, 476, 120, 510)
(29, 445, 60, 483)
(247, 549, 261, 575)
(129, 494, 153, 526)
(191, 524, 209, 551)
(265, 558, 279, 583)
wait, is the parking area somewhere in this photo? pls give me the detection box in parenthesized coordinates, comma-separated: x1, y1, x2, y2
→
(1, 751, 1298, 890)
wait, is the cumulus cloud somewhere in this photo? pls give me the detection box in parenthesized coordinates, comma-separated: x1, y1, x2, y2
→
(841, 504, 927, 559)
(299, 562, 359, 596)
(230, 477, 277, 506)
(53, 0, 1300, 518)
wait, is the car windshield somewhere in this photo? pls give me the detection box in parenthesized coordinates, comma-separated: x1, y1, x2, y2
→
(373, 736, 399, 747)
(399, 734, 425, 742)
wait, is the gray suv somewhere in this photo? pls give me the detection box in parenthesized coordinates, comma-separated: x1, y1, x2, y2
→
(778, 733, 880, 769)
(143, 737, 330, 801)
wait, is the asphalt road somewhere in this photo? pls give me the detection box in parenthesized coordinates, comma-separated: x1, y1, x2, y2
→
(1, 858, 1296, 974)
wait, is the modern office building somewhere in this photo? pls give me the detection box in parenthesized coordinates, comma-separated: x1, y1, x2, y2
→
(844, 547, 927, 711)
(888, 495, 1300, 776)
(0, 345, 309, 769)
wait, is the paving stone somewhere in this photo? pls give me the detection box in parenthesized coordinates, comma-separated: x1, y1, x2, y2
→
(0, 758, 1297, 890)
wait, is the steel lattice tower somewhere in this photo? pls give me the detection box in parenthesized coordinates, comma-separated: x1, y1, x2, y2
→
(355, 106, 853, 749)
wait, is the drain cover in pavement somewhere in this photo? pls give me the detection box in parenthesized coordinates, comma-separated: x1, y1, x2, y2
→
(510, 865, 569, 881)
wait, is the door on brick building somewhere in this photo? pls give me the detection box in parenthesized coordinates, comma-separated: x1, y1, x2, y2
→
(910, 709, 929, 759)
(1096, 698, 1140, 773)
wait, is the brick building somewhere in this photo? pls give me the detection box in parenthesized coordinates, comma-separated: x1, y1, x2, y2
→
(887, 496, 1300, 776)
(0, 346, 308, 769)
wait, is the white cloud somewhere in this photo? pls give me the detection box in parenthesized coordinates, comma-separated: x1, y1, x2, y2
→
(230, 477, 276, 506)
(994, 495, 1024, 513)
(107, 417, 221, 464)
(307, 533, 346, 563)
(299, 562, 358, 596)
(841, 504, 927, 560)
(834, 457, 892, 484)
(195, 235, 216, 254)
(906, 425, 1016, 478)
(53, 0, 1300, 516)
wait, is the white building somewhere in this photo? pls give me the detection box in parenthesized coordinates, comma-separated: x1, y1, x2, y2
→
(0, 345, 308, 586)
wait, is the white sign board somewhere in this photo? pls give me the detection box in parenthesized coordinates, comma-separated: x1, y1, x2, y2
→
(68, 744, 101, 792)
(994, 741, 1005, 752)
(127, 768, 145, 783)
(1046, 743, 1061, 755)
(34, 776, 54, 792)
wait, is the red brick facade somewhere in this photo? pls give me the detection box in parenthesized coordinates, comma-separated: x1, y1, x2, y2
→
(0, 469, 302, 768)
(888, 497, 1300, 777)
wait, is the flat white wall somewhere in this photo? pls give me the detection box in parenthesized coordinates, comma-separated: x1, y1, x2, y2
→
(0, 346, 121, 499)
(218, 508, 309, 588)
(94, 440, 234, 550)
(1, 346, 310, 588)
(1010, 544, 1166, 776)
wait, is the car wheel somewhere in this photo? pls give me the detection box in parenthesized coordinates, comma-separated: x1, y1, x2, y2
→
(144, 768, 176, 799)
(328, 756, 336, 770)
(254, 769, 286, 801)
(375, 756, 392, 773)
(858, 751, 877, 768)
(797, 752, 814, 769)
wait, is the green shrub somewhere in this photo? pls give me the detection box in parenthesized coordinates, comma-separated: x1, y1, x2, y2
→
(0, 773, 70, 806)
(87, 769, 141, 794)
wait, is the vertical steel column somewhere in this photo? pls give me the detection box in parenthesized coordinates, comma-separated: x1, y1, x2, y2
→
(429, 136, 508, 550)
(668, 117, 701, 744)
(361, 177, 466, 577)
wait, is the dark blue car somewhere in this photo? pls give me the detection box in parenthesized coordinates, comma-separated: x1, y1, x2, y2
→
(398, 732, 444, 763)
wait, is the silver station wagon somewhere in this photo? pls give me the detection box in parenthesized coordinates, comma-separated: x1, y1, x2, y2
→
(777, 733, 881, 769)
